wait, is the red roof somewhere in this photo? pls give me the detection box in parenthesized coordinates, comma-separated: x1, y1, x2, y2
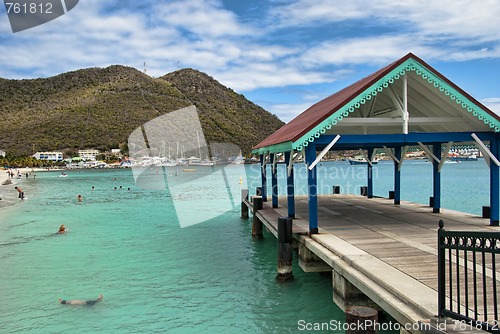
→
(253, 52, 499, 150)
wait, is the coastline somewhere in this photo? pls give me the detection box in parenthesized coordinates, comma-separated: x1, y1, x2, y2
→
(0, 169, 18, 209)
(0, 167, 62, 210)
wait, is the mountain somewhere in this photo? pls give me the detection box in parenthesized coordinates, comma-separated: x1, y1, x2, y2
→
(160, 69, 283, 155)
(0, 66, 284, 157)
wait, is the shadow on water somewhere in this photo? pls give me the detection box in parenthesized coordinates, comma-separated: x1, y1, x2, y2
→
(0, 232, 66, 247)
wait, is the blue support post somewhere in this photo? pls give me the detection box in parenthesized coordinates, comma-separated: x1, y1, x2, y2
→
(432, 143, 441, 213)
(271, 154, 278, 208)
(285, 151, 295, 219)
(490, 136, 499, 226)
(367, 148, 374, 199)
(260, 154, 267, 202)
(394, 146, 401, 205)
(305, 144, 318, 234)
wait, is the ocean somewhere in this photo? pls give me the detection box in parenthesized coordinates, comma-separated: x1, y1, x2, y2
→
(0, 160, 491, 333)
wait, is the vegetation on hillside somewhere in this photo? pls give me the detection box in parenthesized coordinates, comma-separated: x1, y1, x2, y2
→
(161, 69, 283, 154)
(0, 66, 283, 157)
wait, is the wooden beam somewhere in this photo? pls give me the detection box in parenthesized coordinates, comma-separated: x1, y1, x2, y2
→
(472, 133, 500, 167)
(339, 117, 465, 126)
(308, 134, 341, 170)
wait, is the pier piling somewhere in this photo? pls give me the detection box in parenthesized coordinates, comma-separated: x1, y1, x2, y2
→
(241, 189, 249, 219)
(276, 216, 293, 281)
(346, 306, 378, 334)
(252, 196, 263, 238)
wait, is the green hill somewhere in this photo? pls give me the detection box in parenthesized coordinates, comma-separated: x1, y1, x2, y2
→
(0, 66, 283, 157)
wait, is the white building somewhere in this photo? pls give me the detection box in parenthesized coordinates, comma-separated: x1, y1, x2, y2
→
(78, 149, 100, 161)
(33, 151, 63, 161)
(0, 150, 5, 157)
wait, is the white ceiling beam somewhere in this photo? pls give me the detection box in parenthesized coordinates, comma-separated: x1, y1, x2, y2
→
(471, 133, 500, 167)
(383, 145, 408, 171)
(272, 153, 277, 173)
(287, 150, 295, 177)
(437, 142, 453, 172)
(358, 149, 377, 167)
(403, 74, 409, 134)
(338, 117, 464, 126)
(418, 142, 440, 163)
(383, 146, 398, 163)
(308, 135, 341, 170)
(388, 86, 404, 115)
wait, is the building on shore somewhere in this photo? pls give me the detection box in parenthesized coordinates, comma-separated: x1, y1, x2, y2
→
(33, 151, 63, 161)
(78, 149, 100, 161)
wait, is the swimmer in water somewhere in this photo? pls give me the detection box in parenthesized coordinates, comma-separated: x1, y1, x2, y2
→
(59, 294, 103, 306)
(76, 194, 82, 202)
(14, 186, 24, 200)
(57, 224, 66, 234)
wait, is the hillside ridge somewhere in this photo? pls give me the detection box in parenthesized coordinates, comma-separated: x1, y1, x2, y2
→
(0, 66, 284, 156)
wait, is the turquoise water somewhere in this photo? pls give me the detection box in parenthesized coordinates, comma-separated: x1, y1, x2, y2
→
(256, 160, 491, 216)
(0, 161, 492, 333)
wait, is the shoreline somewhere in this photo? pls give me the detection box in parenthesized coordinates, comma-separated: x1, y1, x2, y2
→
(0, 167, 64, 210)
(0, 169, 18, 209)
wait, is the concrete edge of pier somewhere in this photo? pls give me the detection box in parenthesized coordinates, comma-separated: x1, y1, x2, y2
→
(245, 198, 438, 332)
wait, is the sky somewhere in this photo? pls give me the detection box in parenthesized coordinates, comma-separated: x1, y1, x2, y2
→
(1, 0, 500, 122)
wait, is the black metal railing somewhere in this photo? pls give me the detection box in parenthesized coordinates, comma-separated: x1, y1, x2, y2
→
(438, 219, 500, 332)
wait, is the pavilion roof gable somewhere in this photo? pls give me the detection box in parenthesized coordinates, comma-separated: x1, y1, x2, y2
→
(253, 53, 500, 154)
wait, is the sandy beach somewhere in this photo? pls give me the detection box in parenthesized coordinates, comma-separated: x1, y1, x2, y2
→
(0, 169, 24, 209)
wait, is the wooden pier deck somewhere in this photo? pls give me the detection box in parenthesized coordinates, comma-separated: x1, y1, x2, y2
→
(245, 194, 500, 333)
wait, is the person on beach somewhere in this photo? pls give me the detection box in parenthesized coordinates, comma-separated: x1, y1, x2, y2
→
(76, 194, 82, 202)
(57, 225, 66, 234)
(59, 294, 103, 305)
(14, 186, 24, 200)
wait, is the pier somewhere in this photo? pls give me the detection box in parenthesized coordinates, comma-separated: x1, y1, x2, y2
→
(242, 193, 499, 333)
(246, 54, 500, 333)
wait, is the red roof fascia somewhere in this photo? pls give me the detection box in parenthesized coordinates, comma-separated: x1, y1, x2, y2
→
(252, 54, 411, 150)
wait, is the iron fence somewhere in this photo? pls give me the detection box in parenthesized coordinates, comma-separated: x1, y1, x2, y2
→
(438, 219, 500, 332)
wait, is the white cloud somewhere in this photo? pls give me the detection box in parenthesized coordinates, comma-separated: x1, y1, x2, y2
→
(1, 0, 500, 125)
(299, 36, 427, 67)
(266, 102, 314, 123)
(274, 0, 500, 42)
(271, 0, 368, 25)
(154, 0, 254, 38)
(482, 98, 500, 116)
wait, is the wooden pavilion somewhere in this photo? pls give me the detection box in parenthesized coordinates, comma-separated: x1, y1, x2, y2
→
(252, 53, 500, 232)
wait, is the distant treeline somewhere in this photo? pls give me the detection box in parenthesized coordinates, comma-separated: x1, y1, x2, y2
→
(0, 156, 63, 168)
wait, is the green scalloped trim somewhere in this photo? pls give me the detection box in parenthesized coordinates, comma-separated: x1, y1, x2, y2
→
(252, 141, 293, 155)
(292, 58, 500, 151)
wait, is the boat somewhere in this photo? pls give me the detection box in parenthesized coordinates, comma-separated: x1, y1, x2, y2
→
(450, 154, 478, 161)
(347, 158, 379, 165)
